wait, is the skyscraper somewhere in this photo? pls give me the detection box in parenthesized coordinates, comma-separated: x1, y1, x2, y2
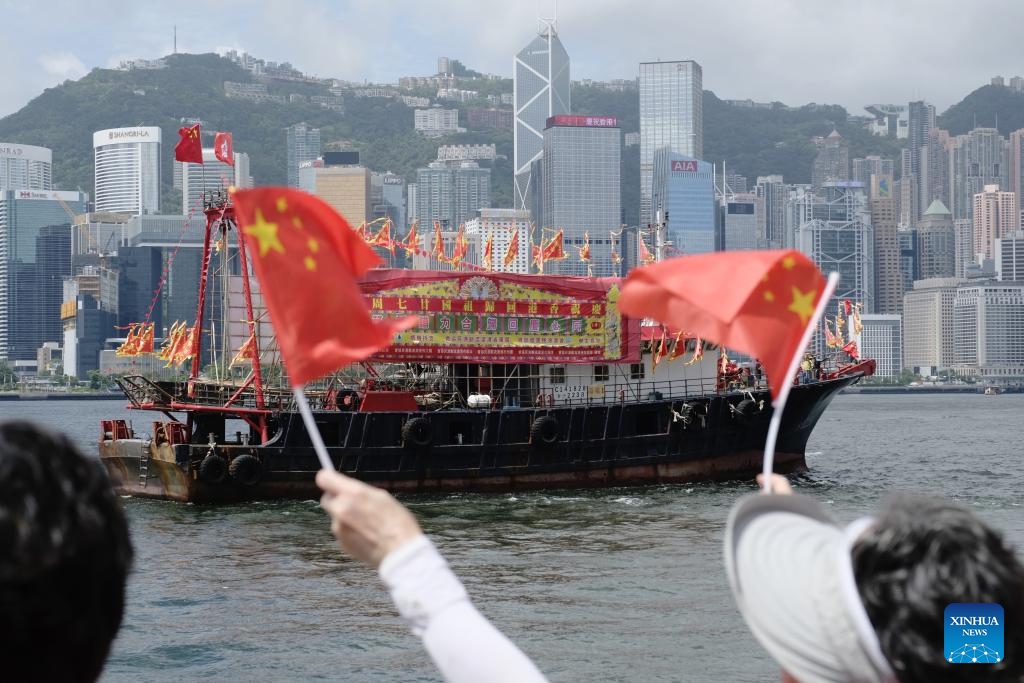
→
(513, 19, 570, 211)
(639, 60, 703, 226)
(811, 130, 849, 190)
(651, 152, 715, 256)
(540, 115, 620, 276)
(916, 199, 956, 280)
(93, 127, 162, 214)
(948, 128, 1008, 220)
(415, 161, 491, 230)
(0, 142, 52, 190)
(286, 123, 321, 188)
(1009, 128, 1024, 229)
(906, 101, 935, 179)
(0, 189, 87, 361)
(180, 148, 251, 214)
(870, 175, 902, 315)
(755, 175, 787, 249)
(972, 184, 1018, 261)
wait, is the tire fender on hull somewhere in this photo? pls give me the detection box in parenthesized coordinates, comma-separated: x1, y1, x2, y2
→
(402, 417, 432, 449)
(530, 415, 559, 446)
(229, 453, 262, 486)
(199, 453, 228, 484)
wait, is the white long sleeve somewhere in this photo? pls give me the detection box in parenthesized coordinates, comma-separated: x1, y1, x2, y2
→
(379, 534, 550, 683)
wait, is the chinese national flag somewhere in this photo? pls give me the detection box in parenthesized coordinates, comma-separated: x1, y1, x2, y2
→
(231, 187, 417, 386)
(619, 250, 826, 402)
(214, 132, 234, 166)
(174, 124, 203, 164)
(503, 231, 519, 266)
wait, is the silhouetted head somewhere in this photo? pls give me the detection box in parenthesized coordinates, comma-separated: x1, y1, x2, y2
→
(0, 420, 133, 682)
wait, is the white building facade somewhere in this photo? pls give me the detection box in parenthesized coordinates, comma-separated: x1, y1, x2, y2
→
(93, 127, 162, 214)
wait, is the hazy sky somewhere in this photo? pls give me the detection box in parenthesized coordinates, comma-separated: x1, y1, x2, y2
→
(2, 0, 1022, 120)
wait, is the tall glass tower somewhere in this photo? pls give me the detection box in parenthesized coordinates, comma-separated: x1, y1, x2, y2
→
(639, 61, 702, 226)
(513, 19, 570, 211)
(286, 123, 321, 188)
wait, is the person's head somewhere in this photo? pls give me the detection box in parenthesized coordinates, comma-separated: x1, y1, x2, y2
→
(853, 496, 1023, 682)
(725, 491, 1023, 682)
(0, 420, 133, 683)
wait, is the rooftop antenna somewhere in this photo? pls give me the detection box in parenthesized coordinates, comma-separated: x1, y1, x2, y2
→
(174, 25, 177, 54)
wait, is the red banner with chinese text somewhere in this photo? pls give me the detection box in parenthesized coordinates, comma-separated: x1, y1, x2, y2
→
(358, 270, 640, 364)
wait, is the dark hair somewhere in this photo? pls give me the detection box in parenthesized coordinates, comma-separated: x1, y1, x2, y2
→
(852, 496, 1024, 682)
(0, 420, 133, 683)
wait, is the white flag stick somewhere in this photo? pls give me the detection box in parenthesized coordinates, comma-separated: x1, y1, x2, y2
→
(761, 271, 840, 493)
(293, 385, 335, 471)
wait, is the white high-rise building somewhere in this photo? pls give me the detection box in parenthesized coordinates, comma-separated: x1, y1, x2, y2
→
(513, 19, 570, 211)
(0, 142, 52, 190)
(639, 60, 703, 226)
(181, 149, 252, 214)
(464, 208, 532, 274)
(93, 127, 162, 214)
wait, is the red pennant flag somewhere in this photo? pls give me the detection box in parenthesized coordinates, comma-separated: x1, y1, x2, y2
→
(232, 187, 417, 386)
(483, 235, 493, 269)
(842, 339, 860, 360)
(402, 221, 420, 256)
(175, 124, 203, 164)
(542, 229, 566, 261)
(619, 250, 826, 402)
(214, 132, 234, 166)
(638, 234, 656, 264)
(432, 221, 448, 263)
(503, 231, 519, 266)
(579, 232, 591, 262)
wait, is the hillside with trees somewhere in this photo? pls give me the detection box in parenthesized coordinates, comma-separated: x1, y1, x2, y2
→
(2, 51, 1003, 224)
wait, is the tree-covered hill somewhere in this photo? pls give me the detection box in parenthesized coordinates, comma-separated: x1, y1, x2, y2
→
(6, 51, 1004, 224)
(936, 84, 1024, 136)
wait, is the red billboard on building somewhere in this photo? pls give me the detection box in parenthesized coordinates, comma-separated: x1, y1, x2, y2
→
(545, 115, 619, 129)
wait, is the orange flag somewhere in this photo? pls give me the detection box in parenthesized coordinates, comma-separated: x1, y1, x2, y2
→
(402, 221, 420, 256)
(372, 220, 395, 254)
(483, 235, 494, 270)
(542, 229, 566, 261)
(137, 323, 155, 354)
(638, 234, 656, 264)
(432, 221, 448, 263)
(503, 231, 519, 266)
(116, 324, 140, 356)
(532, 243, 543, 271)
(619, 250, 826, 401)
(232, 187, 417, 386)
(452, 224, 468, 265)
(230, 333, 257, 367)
(579, 232, 591, 262)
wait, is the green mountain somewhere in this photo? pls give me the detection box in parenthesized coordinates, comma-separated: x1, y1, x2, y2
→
(936, 84, 1024, 136)
(0, 51, 977, 227)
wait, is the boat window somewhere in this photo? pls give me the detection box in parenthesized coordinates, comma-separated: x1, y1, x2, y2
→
(630, 363, 645, 380)
(549, 366, 566, 384)
(594, 365, 609, 382)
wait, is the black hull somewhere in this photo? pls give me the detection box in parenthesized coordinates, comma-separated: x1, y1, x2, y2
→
(100, 377, 855, 503)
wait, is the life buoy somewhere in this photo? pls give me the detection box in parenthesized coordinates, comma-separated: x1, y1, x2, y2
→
(199, 453, 227, 483)
(229, 453, 262, 486)
(530, 416, 559, 446)
(402, 417, 432, 448)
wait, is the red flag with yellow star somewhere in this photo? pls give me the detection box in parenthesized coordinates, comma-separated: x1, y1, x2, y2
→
(174, 124, 203, 164)
(618, 250, 826, 401)
(231, 187, 417, 386)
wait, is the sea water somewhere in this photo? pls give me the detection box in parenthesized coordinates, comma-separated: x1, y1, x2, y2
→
(1, 394, 1021, 682)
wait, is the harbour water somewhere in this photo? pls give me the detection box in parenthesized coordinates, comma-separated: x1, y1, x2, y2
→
(2, 394, 1022, 682)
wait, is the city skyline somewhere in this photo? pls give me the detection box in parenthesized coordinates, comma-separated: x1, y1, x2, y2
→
(3, 0, 1024, 120)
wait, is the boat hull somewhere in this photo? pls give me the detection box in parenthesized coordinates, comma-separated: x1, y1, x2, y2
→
(99, 376, 853, 503)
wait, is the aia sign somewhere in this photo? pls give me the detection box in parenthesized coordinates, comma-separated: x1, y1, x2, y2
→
(671, 160, 698, 172)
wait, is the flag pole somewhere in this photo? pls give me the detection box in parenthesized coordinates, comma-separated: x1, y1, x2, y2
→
(293, 385, 335, 471)
(761, 271, 839, 493)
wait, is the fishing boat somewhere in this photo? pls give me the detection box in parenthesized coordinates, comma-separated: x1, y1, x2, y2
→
(99, 197, 873, 502)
